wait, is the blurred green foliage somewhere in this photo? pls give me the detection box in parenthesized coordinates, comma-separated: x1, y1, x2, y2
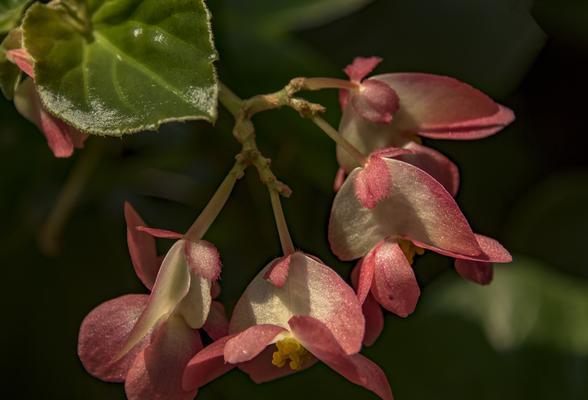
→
(1, 0, 587, 399)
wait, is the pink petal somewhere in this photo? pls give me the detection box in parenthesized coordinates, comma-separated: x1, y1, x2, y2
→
(370, 240, 420, 317)
(356, 251, 376, 304)
(136, 226, 183, 239)
(182, 335, 237, 390)
(362, 294, 384, 346)
(230, 252, 365, 355)
(410, 234, 512, 263)
(125, 315, 202, 400)
(289, 316, 393, 400)
(396, 141, 460, 197)
(239, 346, 317, 383)
(203, 301, 229, 340)
(354, 155, 391, 209)
(7, 48, 34, 78)
(351, 79, 399, 124)
(333, 167, 347, 192)
(329, 158, 480, 261)
(339, 88, 350, 111)
(124, 203, 159, 290)
(455, 260, 494, 285)
(343, 56, 383, 82)
(118, 241, 191, 358)
(372, 73, 514, 139)
(175, 268, 212, 329)
(264, 254, 292, 287)
(184, 240, 222, 280)
(78, 294, 149, 382)
(224, 324, 286, 364)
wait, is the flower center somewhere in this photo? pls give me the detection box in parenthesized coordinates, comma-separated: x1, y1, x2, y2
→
(271, 337, 311, 371)
(398, 239, 424, 264)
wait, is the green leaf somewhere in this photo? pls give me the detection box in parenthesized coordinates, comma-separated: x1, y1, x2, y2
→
(22, 0, 218, 136)
(424, 256, 588, 356)
(0, 0, 28, 34)
(0, 27, 22, 99)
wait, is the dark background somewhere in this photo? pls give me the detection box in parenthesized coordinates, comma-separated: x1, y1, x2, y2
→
(1, 0, 587, 398)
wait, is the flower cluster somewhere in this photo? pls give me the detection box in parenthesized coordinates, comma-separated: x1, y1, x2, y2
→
(77, 56, 513, 399)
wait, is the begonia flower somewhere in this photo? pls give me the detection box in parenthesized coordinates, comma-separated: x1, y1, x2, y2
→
(335, 56, 514, 195)
(329, 153, 512, 317)
(7, 47, 87, 158)
(183, 251, 393, 400)
(78, 203, 227, 400)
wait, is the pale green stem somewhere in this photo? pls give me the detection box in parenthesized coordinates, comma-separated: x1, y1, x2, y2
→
(184, 161, 245, 242)
(301, 77, 358, 91)
(311, 116, 367, 167)
(38, 138, 105, 256)
(269, 189, 295, 255)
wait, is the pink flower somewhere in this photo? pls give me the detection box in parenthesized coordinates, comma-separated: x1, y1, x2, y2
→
(8, 48, 87, 158)
(182, 251, 393, 400)
(78, 203, 227, 400)
(335, 57, 514, 195)
(329, 153, 512, 319)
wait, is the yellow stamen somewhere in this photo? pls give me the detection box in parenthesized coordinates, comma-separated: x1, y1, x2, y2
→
(271, 337, 311, 371)
(398, 239, 425, 264)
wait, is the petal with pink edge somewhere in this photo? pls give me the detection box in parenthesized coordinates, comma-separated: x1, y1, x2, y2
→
(203, 301, 229, 340)
(184, 240, 222, 280)
(224, 324, 286, 364)
(354, 155, 391, 209)
(136, 226, 183, 239)
(329, 158, 480, 261)
(264, 254, 292, 287)
(78, 294, 149, 382)
(371, 73, 514, 139)
(455, 260, 494, 285)
(343, 56, 383, 82)
(124, 315, 202, 400)
(410, 234, 512, 263)
(356, 251, 376, 304)
(124, 203, 159, 290)
(396, 141, 460, 197)
(363, 294, 384, 346)
(118, 240, 191, 357)
(370, 240, 420, 317)
(290, 316, 393, 400)
(7, 48, 34, 78)
(183, 335, 237, 390)
(230, 251, 365, 355)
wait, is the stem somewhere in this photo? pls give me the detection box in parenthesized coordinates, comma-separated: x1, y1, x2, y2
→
(269, 189, 295, 255)
(311, 116, 368, 166)
(184, 160, 246, 241)
(218, 82, 243, 117)
(38, 139, 105, 256)
(301, 77, 358, 91)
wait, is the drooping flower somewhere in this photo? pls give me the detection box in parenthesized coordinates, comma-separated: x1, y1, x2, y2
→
(183, 251, 393, 400)
(335, 56, 514, 195)
(329, 152, 512, 318)
(78, 203, 227, 400)
(6, 44, 87, 158)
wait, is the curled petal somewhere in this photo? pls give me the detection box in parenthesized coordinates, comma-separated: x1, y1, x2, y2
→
(230, 252, 365, 355)
(290, 316, 393, 400)
(175, 268, 212, 329)
(351, 79, 399, 124)
(354, 155, 391, 209)
(7, 48, 34, 78)
(183, 335, 236, 390)
(396, 141, 460, 197)
(343, 56, 383, 82)
(136, 226, 183, 239)
(363, 294, 384, 346)
(184, 240, 222, 280)
(125, 315, 202, 400)
(264, 255, 292, 287)
(329, 158, 480, 261)
(124, 203, 159, 290)
(455, 260, 494, 285)
(118, 241, 191, 358)
(370, 240, 420, 317)
(356, 252, 376, 304)
(203, 301, 229, 340)
(78, 294, 149, 382)
(372, 73, 514, 139)
(224, 324, 286, 364)
(410, 234, 512, 263)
